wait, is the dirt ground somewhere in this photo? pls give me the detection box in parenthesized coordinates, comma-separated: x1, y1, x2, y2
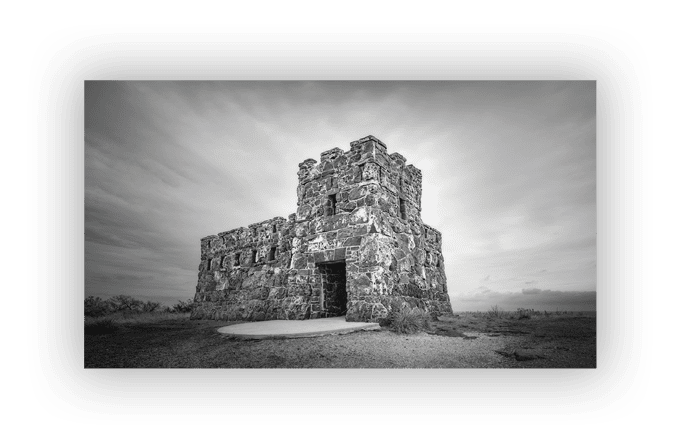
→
(84, 312, 596, 368)
(428, 311, 596, 368)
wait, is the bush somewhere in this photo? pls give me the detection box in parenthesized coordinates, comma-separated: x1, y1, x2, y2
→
(385, 306, 432, 334)
(515, 308, 533, 319)
(84, 296, 112, 317)
(171, 300, 193, 313)
(84, 317, 118, 335)
(109, 295, 144, 312)
(487, 305, 505, 319)
(84, 295, 167, 316)
(83, 295, 191, 335)
(142, 301, 161, 312)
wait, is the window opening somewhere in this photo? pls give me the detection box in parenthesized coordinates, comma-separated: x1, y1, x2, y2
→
(251, 250, 257, 264)
(272, 224, 277, 233)
(268, 246, 276, 261)
(399, 198, 407, 220)
(234, 253, 240, 266)
(328, 194, 337, 216)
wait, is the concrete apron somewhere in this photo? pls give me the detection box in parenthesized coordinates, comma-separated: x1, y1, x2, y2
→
(217, 316, 381, 339)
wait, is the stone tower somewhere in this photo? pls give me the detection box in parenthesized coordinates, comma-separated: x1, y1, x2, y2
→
(191, 135, 451, 322)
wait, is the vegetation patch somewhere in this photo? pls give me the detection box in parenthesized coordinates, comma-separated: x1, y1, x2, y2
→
(85, 295, 193, 317)
(384, 306, 432, 334)
(84, 317, 117, 335)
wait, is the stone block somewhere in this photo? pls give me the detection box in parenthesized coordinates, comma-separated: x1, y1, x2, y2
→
(340, 201, 357, 212)
(344, 236, 362, 246)
(333, 247, 346, 260)
(349, 206, 369, 224)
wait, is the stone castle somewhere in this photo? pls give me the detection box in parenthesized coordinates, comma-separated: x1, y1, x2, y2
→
(191, 135, 451, 322)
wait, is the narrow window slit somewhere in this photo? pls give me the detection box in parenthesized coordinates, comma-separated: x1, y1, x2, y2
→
(234, 253, 240, 266)
(328, 194, 337, 216)
(268, 246, 277, 261)
(399, 198, 407, 220)
(251, 250, 257, 264)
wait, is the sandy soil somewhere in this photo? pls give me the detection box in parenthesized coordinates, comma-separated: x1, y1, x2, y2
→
(84, 312, 596, 368)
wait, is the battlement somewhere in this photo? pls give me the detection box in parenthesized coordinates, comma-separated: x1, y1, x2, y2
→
(296, 136, 423, 221)
(350, 135, 387, 151)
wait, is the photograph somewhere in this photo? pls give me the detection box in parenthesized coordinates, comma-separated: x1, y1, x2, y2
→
(84, 81, 596, 368)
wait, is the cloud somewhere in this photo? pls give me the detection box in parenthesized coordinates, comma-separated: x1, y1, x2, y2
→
(522, 288, 542, 295)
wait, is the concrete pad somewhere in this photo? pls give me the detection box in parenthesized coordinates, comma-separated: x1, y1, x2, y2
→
(217, 316, 381, 339)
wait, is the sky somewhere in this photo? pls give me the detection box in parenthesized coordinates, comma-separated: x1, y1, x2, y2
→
(85, 81, 596, 311)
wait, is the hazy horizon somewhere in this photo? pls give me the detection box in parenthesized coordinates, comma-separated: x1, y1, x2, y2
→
(85, 81, 596, 311)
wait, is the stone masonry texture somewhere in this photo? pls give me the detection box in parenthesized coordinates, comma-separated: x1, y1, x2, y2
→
(191, 136, 452, 322)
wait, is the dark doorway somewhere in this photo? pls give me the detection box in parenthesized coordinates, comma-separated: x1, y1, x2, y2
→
(317, 261, 347, 317)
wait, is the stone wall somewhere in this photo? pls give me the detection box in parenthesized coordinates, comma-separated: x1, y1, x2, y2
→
(191, 135, 452, 322)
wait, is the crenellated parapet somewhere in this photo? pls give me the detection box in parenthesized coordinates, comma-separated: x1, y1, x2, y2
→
(295, 135, 424, 222)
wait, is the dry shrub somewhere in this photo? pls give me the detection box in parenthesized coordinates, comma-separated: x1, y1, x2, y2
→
(487, 305, 506, 319)
(84, 317, 118, 335)
(515, 308, 533, 319)
(386, 306, 432, 334)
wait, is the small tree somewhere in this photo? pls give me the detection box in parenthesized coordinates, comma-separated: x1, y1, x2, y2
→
(487, 305, 504, 319)
(109, 295, 144, 312)
(171, 300, 193, 313)
(84, 296, 112, 317)
(142, 301, 161, 312)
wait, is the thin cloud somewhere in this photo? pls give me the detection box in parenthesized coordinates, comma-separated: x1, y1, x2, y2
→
(522, 288, 542, 295)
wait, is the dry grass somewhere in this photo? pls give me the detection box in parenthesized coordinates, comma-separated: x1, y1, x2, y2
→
(84, 318, 117, 335)
(385, 307, 432, 334)
(85, 311, 191, 328)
